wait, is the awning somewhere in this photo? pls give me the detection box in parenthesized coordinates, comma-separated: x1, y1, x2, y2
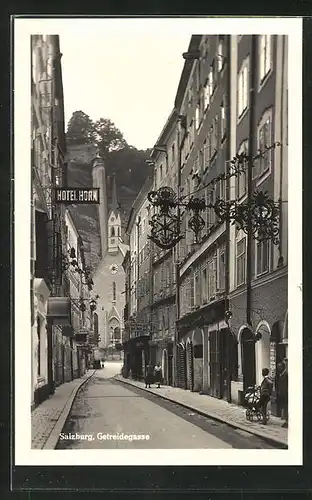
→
(47, 297, 71, 325)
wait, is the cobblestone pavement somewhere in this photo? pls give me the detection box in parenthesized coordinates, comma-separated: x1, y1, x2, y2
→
(115, 376, 288, 448)
(31, 370, 95, 449)
(57, 368, 232, 449)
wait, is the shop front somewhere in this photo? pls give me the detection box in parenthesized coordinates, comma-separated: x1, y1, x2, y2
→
(123, 335, 150, 381)
(32, 278, 50, 407)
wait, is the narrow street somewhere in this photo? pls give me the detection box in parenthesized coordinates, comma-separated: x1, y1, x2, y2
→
(56, 362, 276, 450)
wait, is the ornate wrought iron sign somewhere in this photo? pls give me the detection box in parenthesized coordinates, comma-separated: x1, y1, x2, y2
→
(148, 145, 282, 249)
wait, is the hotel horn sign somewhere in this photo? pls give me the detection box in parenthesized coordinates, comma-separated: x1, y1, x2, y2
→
(54, 187, 100, 204)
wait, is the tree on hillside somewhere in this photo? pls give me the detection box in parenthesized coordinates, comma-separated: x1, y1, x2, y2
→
(93, 118, 127, 157)
(106, 145, 152, 193)
(66, 110, 95, 145)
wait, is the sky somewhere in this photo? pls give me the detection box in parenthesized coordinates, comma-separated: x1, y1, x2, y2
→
(60, 31, 191, 150)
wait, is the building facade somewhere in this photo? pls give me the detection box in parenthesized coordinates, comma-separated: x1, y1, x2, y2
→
(31, 35, 92, 408)
(149, 111, 180, 385)
(122, 175, 153, 380)
(125, 34, 288, 416)
(227, 35, 288, 415)
(31, 34, 68, 407)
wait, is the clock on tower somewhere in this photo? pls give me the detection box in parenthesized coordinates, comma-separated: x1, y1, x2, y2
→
(109, 264, 118, 275)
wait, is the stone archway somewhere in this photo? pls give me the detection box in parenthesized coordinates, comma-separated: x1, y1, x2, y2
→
(255, 321, 271, 385)
(192, 328, 204, 392)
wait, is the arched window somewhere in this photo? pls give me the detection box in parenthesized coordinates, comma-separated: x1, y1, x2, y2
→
(93, 313, 98, 335)
(117, 227, 120, 237)
(37, 316, 41, 376)
(112, 281, 116, 301)
(111, 227, 115, 237)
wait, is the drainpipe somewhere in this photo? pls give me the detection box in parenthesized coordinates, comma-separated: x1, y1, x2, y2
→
(278, 35, 286, 265)
(225, 34, 231, 308)
(174, 117, 183, 387)
(136, 215, 141, 378)
(246, 35, 257, 327)
(225, 35, 232, 402)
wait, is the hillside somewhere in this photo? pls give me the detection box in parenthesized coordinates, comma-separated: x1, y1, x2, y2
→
(66, 144, 151, 273)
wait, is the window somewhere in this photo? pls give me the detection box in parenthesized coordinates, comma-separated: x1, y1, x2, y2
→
(205, 128, 212, 168)
(208, 257, 217, 298)
(218, 38, 225, 72)
(37, 316, 41, 376)
(256, 239, 269, 275)
(188, 87, 193, 107)
(204, 79, 210, 110)
(189, 121, 195, 148)
(171, 143, 175, 163)
(218, 249, 226, 291)
(207, 187, 216, 226)
(199, 148, 204, 175)
(195, 103, 200, 130)
(259, 35, 272, 83)
(159, 164, 163, 182)
(112, 281, 116, 301)
(211, 116, 218, 155)
(201, 267, 208, 303)
(257, 111, 272, 178)
(190, 276, 195, 309)
(238, 58, 249, 117)
(218, 177, 226, 201)
(195, 272, 201, 306)
(236, 140, 248, 199)
(220, 98, 226, 139)
(236, 237, 246, 286)
(111, 227, 115, 237)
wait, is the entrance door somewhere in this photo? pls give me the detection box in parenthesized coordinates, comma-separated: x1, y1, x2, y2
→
(186, 342, 194, 391)
(168, 354, 173, 386)
(209, 330, 222, 398)
(177, 344, 187, 389)
(241, 328, 256, 391)
(163, 350, 168, 385)
(220, 328, 235, 402)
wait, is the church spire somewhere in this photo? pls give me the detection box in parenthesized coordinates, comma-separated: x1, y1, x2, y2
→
(111, 173, 118, 213)
(92, 152, 108, 258)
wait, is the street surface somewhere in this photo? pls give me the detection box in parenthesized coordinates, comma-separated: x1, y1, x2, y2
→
(56, 361, 275, 449)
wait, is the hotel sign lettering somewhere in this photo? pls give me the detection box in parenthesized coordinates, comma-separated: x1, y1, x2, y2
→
(54, 188, 100, 204)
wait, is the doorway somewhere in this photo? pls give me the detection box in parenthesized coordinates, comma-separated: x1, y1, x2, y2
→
(241, 327, 256, 391)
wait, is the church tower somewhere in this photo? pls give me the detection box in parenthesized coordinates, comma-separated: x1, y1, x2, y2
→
(92, 151, 108, 258)
(107, 174, 122, 255)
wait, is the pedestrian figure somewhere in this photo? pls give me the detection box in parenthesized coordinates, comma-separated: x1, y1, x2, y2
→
(277, 360, 288, 428)
(145, 363, 154, 388)
(154, 361, 163, 388)
(258, 368, 273, 424)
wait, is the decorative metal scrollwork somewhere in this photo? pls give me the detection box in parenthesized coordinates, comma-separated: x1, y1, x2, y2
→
(148, 186, 183, 249)
(186, 197, 206, 243)
(147, 145, 282, 250)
